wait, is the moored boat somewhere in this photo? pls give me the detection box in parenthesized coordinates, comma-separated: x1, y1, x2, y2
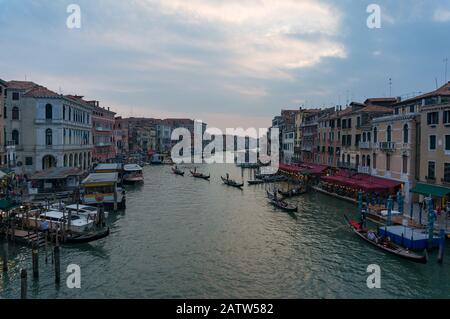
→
(248, 179, 264, 185)
(221, 176, 244, 188)
(25, 210, 95, 234)
(80, 173, 126, 208)
(123, 164, 144, 184)
(268, 198, 298, 212)
(66, 227, 110, 244)
(344, 215, 428, 264)
(278, 187, 307, 198)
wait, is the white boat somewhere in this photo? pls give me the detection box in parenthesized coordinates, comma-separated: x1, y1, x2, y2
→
(26, 210, 95, 234)
(49, 204, 110, 219)
(123, 164, 144, 183)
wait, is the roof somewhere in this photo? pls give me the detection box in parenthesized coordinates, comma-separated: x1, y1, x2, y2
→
(81, 172, 119, 185)
(23, 86, 60, 98)
(396, 82, 450, 105)
(356, 105, 393, 113)
(94, 163, 123, 171)
(410, 183, 450, 198)
(30, 167, 83, 180)
(6, 80, 38, 90)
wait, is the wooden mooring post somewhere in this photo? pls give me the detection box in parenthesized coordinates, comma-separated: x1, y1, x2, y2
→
(2, 242, 8, 272)
(54, 244, 61, 284)
(20, 269, 27, 299)
(32, 243, 39, 279)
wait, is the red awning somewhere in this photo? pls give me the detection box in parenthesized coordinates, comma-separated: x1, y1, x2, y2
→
(321, 170, 402, 193)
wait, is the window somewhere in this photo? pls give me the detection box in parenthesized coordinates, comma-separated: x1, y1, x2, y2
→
(347, 154, 350, 164)
(403, 124, 409, 144)
(363, 132, 366, 142)
(362, 155, 366, 167)
(444, 111, 450, 125)
(446, 135, 450, 152)
(347, 135, 352, 146)
(367, 155, 371, 168)
(348, 118, 352, 128)
(429, 135, 437, 150)
(386, 154, 391, 171)
(357, 117, 361, 128)
(46, 129, 52, 146)
(395, 108, 399, 115)
(355, 134, 361, 146)
(342, 119, 347, 129)
(12, 130, 19, 145)
(45, 104, 53, 120)
(373, 153, 377, 169)
(63, 105, 66, 120)
(12, 92, 19, 100)
(445, 163, 450, 183)
(367, 132, 371, 142)
(25, 157, 33, 166)
(373, 127, 378, 143)
(428, 161, 436, 180)
(409, 105, 415, 113)
(427, 112, 439, 125)
(12, 107, 19, 120)
(402, 156, 408, 174)
(387, 125, 392, 142)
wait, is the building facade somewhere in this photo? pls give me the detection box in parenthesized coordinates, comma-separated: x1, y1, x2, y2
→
(4, 81, 93, 174)
(0, 79, 6, 166)
(87, 100, 116, 163)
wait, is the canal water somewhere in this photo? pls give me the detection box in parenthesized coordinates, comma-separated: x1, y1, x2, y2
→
(1, 163, 450, 299)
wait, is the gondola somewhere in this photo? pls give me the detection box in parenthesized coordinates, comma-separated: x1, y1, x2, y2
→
(172, 167, 185, 176)
(248, 179, 264, 185)
(344, 215, 428, 264)
(66, 227, 110, 244)
(190, 170, 210, 180)
(268, 198, 298, 212)
(221, 176, 244, 188)
(278, 187, 307, 198)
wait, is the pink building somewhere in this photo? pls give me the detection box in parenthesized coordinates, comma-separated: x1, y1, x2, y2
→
(89, 100, 116, 163)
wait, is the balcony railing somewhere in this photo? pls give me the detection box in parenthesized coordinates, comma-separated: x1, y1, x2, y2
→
(379, 142, 396, 152)
(358, 141, 372, 149)
(337, 161, 358, 171)
(358, 166, 370, 174)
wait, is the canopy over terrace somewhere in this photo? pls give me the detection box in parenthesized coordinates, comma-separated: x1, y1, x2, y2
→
(321, 171, 402, 193)
(279, 163, 328, 176)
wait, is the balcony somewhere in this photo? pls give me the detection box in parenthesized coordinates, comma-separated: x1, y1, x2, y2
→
(337, 161, 358, 171)
(379, 142, 396, 152)
(358, 166, 370, 174)
(358, 141, 372, 149)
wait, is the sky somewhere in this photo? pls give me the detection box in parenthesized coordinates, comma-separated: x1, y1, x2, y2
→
(0, 0, 450, 131)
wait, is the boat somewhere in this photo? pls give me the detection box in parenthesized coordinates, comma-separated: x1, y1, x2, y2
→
(278, 187, 307, 198)
(50, 204, 110, 220)
(190, 170, 210, 180)
(80, 173, 126, 208)
(172, 167, 185, 176)
(221, 176, 244, 188)
(66, 227, 110, 244)
(248, 179, 264, 185)
(236, 163, 260, 169)
(151, 154, 163, 165)
(25, 210, 95, 234)
(123, 164, 144, 184)
(344, 215, 428, 264)
(268, 198, 298, 212)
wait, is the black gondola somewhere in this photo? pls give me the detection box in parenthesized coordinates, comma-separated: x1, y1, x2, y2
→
(190, 170, 210, 180)
(172, 167, 185, 176)
(248, 179, 264, 185)
(278, 187, 307, 198)
(344, 215, 428, 264)
(66, 227, 110, 244)
(221, 176, 244, 188)
(268, 198, 298, 212)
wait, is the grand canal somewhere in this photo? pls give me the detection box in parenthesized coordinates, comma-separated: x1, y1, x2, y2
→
(1, 163, 450, 299)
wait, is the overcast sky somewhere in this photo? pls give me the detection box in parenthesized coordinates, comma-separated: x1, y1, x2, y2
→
(1, 0, 449, 130)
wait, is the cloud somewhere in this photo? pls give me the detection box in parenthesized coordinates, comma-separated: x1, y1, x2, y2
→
(433, 8, 450, 22)
(131, 0, 347, 79)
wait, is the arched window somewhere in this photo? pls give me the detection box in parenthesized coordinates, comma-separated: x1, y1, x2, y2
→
(45, 129, 52, 146)
(387, 125, 392, 142)
(373, 127, 378, 143)
(12, 130, 19, 145)
(363, 132, 366, 142)
(403, 124, 409, 144)
(45, 104, 53, 120)
(356, 155, 360, 167)
(74, 153, 79, 167)
(64, 154, 68, 167)
(69, 154, 73, 167)
(12, 107, 19, 120)
(367, 155, 371, 168)
(347, 154, 351, 164)
(362, 155, 366, 167)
